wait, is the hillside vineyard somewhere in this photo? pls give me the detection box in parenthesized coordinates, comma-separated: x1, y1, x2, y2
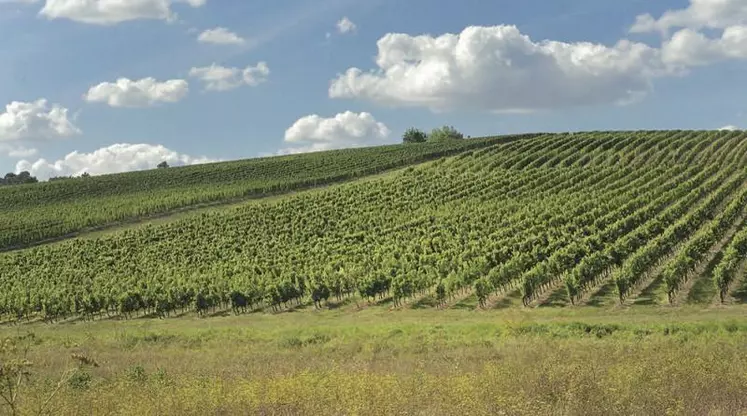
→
(2, 130, 747, 321)
(0, 136, 509, 251)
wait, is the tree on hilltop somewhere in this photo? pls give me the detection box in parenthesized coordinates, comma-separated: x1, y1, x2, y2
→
(402, 127, 427, 144)
(0, 171, 38, 186)
(428, 125, 464, 142)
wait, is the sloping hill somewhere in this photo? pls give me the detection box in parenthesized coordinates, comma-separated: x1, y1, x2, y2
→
(0, 136, 518, 251)
(2, 130, 747, 321)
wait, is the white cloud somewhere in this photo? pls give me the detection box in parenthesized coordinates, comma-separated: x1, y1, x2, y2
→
(661, 25, 747, 67)
(197, 27, 246, 45)
(188, 62, 269, 91)
(84, 78, 189, 108)
(0, 144, 38, 158)
(630, 1, 747, 69)
(630, 0, 747, 34)
(336, 16, 356, 34)
(7, 146, 38, 157)
(0, 99, 80, 143)
(16, 143, 217, 180)
(719, 125, 741, 131)
(281, 111, 390, 154)
(39, 0, 206, 25)
(329, 25, 668, 113)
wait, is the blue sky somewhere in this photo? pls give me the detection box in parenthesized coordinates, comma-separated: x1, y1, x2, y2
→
(1, 0, 746, 178)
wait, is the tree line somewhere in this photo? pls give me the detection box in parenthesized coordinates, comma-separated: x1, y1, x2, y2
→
(0, 171, 37, 186)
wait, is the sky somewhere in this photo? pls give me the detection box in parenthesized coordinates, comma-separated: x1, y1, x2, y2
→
(1, 0, 747, 179)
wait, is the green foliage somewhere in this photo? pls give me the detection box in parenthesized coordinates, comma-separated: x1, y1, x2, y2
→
(0, 135, 511, 250)
(474, 277, 493, 308)
(0, 130, 746, 321)
(0, 171, 37, 187)
(714, 225, 747, 302)
(402, 127, 427, 144)
(68, 369, 92, 390)
(428, 125, 464, 142)
(125, 365, 148, 383)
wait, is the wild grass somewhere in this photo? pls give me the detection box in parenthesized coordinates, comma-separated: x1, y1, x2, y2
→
(4, 307, 747, 415)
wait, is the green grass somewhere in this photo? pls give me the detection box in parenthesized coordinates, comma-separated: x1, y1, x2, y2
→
(4, 306, 747, 415)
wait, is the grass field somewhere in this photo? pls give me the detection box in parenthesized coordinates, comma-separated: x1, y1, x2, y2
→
(3, 306, 747, 415)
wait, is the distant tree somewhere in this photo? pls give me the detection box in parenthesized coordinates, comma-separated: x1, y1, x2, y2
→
(0, 171, 38, 186)
(16, 171, 36, 183)
(81, 172, 90, 178)
(428, 125, 464, 142)
(402, 127, 427, 144)
(157, 161, 170, 169)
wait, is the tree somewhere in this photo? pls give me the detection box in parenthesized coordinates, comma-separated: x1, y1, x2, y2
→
(157, 161, 170, 169)
(428, 125, 464, 142)
(402, 127, 427, 144)
(0, 171, 38, 186)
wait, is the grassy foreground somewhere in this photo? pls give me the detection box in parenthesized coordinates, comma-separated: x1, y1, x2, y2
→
(3, 307, 747, 415)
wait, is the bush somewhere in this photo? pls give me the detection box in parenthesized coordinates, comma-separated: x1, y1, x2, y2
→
(428, 125, 464, 142)
(402, 127, 427, 144)
(125, 365, 148, 383)
(68, 369, 92, 390)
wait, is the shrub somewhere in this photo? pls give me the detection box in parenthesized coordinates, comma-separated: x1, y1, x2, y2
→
(68, 369, 92, 390)
(428, 125, 464, 142)
(402, 127, 427, 144)
(125, 365, 148, 383)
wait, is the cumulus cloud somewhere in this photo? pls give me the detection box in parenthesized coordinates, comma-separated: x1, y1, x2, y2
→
(39, 0, 206, 25)
(15, 143, 217, 180)
(336, 16, 356, 34)
(329, 25, 668, 113)
(628, 1, 747, 70)
(84, 78, 189, 107)
(0, 144, 38, 158)
(661, 25, 747, 67)
(197, 27, 246, 45)
(0, 99, 80, 144)
(630, 0, 747, 34)
(719, 125, 741, 131)
(281, 111, 390, 154)
(188, 62, 269, 91)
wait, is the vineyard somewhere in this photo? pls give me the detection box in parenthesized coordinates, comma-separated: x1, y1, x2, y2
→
(3, 130, 747, 322)
(0, 136, 507, 250)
